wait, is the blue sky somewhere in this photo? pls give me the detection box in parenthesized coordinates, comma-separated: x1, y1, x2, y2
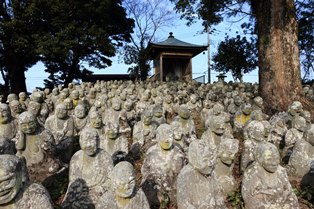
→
(22, 16, 259, 91)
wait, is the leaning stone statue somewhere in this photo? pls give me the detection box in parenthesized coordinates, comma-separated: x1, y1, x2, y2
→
(62, 128, 113, 208)
(15, 111, 61, 183)
(177, 140, 227, 209)
(288, 124, 314, 178)
(242, 142, 299, 209)
(0, 154, 54, 209)
(215, 137, 239, 195)
(95, 161, 150, 209)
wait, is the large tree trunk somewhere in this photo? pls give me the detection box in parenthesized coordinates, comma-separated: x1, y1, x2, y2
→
(251, 0, 303, 115)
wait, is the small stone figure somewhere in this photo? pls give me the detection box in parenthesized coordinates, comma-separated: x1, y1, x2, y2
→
(177, 140, 227, 209)
(73, 104, 88, 135)
(241, 120, 267, 172)
(242, 142, 299, 209)
(102, 122, 128, 163)
(215, 138, 239, 195)
(95, 161, 150, 209)
(141, 124, 184, 208)
(45, 103, 75, 163)
(62, 128, 113, 208)
(0, 155, 54, 209)
(15, 112, 60, 182)
(288, 124, 314, 177)
(0, 104, 18, 141)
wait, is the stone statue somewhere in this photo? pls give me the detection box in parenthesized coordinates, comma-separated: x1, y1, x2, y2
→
(141, 124, 184, 208)
(0, 104, 18, 141)
(288, 124, 314, 177)
(73, 104, 88, 135)
(282, 115, 307, 163)
(62, 128, 113, 208)
(101, 122, 128, 162)
(0, 155, 54, 209)
(15, 111, 61, 182)
(241, 120, 267, 172)
(242, 142, 299, 209)
(215, 137, 239, 195)
(177, 140, 227, 209)
(45, 103, 75, 163)
(95, 161, 150, 209)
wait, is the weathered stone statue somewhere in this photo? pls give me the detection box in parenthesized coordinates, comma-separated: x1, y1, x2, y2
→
(0, 154, 54, 209)
(62, 128, 113, 208)
(288, 124, 314, 177)
(242, 142, 299, 209)
(241, 120, 267, 172)
(0, 104, 18, 141)
(177, 140, 227, 209)
(45, 103, 75, 163)
(95, 161, 150, 209)
(282, 115, 307, 163)
(171, 105, 197, 145)
(215, 137, 239, 195)
(101, 122, 128, 161)
(73, 104, 88, 135)
(9, 100, 23, 119)
(132, 110, 158, 151)
(141, 124, 184, 208)
(15, 111, 61, 182)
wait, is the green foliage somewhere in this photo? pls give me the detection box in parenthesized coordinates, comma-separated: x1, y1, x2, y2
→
(227, 190, 245, 209)
(211, 35, 257, 81)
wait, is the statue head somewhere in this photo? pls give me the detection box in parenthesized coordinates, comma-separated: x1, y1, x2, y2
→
(0, 104, 11, 124)
(106, 122, 119, 139)
(142, 110, 152, 125)
(248, 121, 266, 142)
(0, 155, 27, 204)
(112, 98, 122, 111)
(304, 124, 314, 146)
(156, 124, 173, 150)
(74, 104, 87, 119)
(218, 138, 239, 165)
(209, 115, 225, 135)
(89, 111, 102, 129)
(255, 142, 280, 173)
(188, 140, 217, 175)
(291, 115, 307, 132)
(18, 92, 28, 101)
(18, 112, 38, 134)
(6, 94, 18, 104)
(79, 128, 99, 156)
(9, 101, 23, 114)
(178, 105, 190, 120)
(27, 101, 41, 116)
(111, 161, 135, 198)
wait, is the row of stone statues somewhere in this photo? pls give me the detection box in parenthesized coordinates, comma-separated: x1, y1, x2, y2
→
(0, 79, 312, 209)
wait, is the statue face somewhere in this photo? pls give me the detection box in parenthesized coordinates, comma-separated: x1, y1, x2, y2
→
(0, 108, 10, 124)
(107, 127, 118, 139)
(27, 102, 41, 116)
(114, 174, 135, 198)
(179, 109, 190, 119)
(158, 135, 173, 150)
(143, 115, 152, 125)
(90, 115, 102, 129)
(80, 132, 98, 156)
(74, 107, 86, 119)
(260, 149, 279, 173)
(55, 105, 67, 119)
(0, 166, 23, 204)
(20, 118, 37, 134)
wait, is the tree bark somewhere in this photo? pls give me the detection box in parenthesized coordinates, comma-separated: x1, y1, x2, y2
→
(251, 0, 303, 115)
